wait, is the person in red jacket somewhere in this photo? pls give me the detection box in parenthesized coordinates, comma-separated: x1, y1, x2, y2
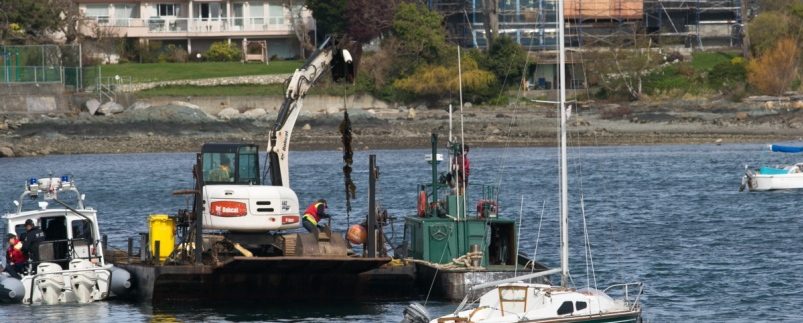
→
(454, 145, 470, 194)
(302, 199, 330, 233)
(5, 233, 27, 279)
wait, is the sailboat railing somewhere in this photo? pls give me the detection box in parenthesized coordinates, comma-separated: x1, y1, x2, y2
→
(602, 282, 644, 310)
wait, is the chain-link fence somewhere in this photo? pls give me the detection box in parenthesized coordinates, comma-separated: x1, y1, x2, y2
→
(0, 44, 85, 90)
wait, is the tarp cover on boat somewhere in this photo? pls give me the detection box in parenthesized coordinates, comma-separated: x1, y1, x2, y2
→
(758, 167, 790, 175)
(770, 145, 803, 153)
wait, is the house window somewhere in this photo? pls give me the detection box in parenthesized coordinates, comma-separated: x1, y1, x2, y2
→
(249, 3, 264, 25)
(86, 4, 110, 24)
(268, 3, 284, 25)
(556, 301, 574, 315)
(113, 4, 139, 26)
(158, 4, 178, 17)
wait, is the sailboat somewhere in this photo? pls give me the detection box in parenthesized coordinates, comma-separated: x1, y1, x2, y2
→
(403, 1, 643, 322)
(740, 144, 803, 191)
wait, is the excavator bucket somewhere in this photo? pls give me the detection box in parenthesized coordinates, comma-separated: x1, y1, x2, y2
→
(331, 40, 360, 83)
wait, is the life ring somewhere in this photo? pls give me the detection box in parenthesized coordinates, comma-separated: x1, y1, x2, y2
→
(417, 191, 427, 217)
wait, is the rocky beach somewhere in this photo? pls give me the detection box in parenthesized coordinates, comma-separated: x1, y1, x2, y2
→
(1, 94, 802, 157)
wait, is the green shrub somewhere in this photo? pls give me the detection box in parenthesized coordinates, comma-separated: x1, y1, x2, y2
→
(643, 65, 690, 95)
(707, 60, 746, 90)
(205, 42, 242, 62)
(160, 44, 188, 63)
(134, 40, 163, 63)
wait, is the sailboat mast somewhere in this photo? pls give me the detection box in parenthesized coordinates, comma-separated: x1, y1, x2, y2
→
(557, 0, 569, 288)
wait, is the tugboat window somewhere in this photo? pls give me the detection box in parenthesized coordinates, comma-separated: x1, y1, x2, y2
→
(557, 301, 574, 315)
(576, 301, 588, 311)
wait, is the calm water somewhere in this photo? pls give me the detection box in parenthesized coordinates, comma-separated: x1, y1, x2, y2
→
(1, 144, 802, 322)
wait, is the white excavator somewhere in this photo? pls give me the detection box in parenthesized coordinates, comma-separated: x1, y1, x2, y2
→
(180, 37, 356, 259)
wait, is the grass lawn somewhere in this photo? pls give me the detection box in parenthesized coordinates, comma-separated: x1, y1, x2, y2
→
(94, 61, 302, 83)
(136, 82, 369, 97)
(690, 52, 737, 71)
(137, 84, 286, 97)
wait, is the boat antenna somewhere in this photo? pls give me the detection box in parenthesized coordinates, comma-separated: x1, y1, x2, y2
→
(557, 0, 570, 288)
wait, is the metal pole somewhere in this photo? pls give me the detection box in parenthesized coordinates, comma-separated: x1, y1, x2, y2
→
(97, 65, 102, 101)
(102, 234, 108, 252)
(557, 0, 569, 288)
(194, 154, 204, 263)
(430, 133, 438, 216)
(155, 240, 161, 265)
(78, 43, 83, 91)
(127, 237, 133, 264)
(367, 155, 377, 258)
(140, 233, 149, 261)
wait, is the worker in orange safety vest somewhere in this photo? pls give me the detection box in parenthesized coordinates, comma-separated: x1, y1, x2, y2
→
(302, 199, 330, 233)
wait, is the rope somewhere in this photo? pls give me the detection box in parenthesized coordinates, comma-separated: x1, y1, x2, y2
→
(424, 230, 454, 305)
(580, 193, 598, 290)
(409, 251, 485, 272)
(530, 199, 547, 277)
(515, 195, 524, 276)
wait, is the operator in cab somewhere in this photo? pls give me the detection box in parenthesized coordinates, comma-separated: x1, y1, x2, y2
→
(302, 199, 330, 233)
(208, 155, 233, 182)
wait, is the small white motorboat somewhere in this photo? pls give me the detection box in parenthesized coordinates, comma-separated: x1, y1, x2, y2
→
(740, 145, 803, 192)
(0, 175, 132, 304)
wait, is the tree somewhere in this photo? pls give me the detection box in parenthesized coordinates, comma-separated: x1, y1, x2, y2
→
(53, 0, 82, 44)
(391, 3, 449, 73)
(747, 37, 800, 95)
(482, 36, 527, 84)
(346, 0, 401, 43)
(393, 54, 496, 103)
(306, 0, 346, 39)
(284, 0, 315, 59)
(585, 44, 662, 100)
(759, 0, 803, 11)
(748, 12, 791, 56)
(0, 0, 77, 42)
(482, 0, 499, 47)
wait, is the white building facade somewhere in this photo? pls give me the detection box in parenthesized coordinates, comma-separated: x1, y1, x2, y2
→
(77, 0, 315, 58)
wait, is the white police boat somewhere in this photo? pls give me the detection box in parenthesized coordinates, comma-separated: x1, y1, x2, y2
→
(0, 175, 132, 304)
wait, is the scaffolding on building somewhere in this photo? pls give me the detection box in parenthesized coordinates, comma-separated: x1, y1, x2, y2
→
(644, 0, 750, 50)
(428, 0, 748, 50)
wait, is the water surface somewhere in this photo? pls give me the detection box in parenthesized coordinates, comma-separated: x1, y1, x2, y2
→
(1, 144, 801, 322)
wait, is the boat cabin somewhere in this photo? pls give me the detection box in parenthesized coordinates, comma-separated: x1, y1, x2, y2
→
(403, 136, 519, 268)
(5, 176, 105, 270)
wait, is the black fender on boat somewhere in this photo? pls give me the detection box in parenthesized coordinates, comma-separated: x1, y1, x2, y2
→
(109, 266, 133, 297)
(0, 273, 24, 303)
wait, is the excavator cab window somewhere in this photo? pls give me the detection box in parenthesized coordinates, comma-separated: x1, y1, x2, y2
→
(201, 143, 261, 185)
(236, 145, 260, 184)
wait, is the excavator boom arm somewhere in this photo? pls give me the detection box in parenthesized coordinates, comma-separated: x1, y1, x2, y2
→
(267, 37, 354, 187)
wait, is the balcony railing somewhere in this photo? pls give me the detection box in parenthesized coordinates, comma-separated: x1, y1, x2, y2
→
(85, 17, 305, 34)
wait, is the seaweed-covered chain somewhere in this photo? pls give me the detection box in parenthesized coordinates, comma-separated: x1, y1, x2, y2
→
(340, 109, 356, 225)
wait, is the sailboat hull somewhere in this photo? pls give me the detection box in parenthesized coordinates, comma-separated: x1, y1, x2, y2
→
(742, 173, 803, 191)
(517, 310, 641, 323)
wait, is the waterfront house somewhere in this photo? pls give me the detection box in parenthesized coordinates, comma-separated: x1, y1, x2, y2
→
(76, 0, 314, 59)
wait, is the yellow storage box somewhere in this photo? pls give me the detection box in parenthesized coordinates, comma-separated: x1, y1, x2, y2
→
(148, 214, 175, 261)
